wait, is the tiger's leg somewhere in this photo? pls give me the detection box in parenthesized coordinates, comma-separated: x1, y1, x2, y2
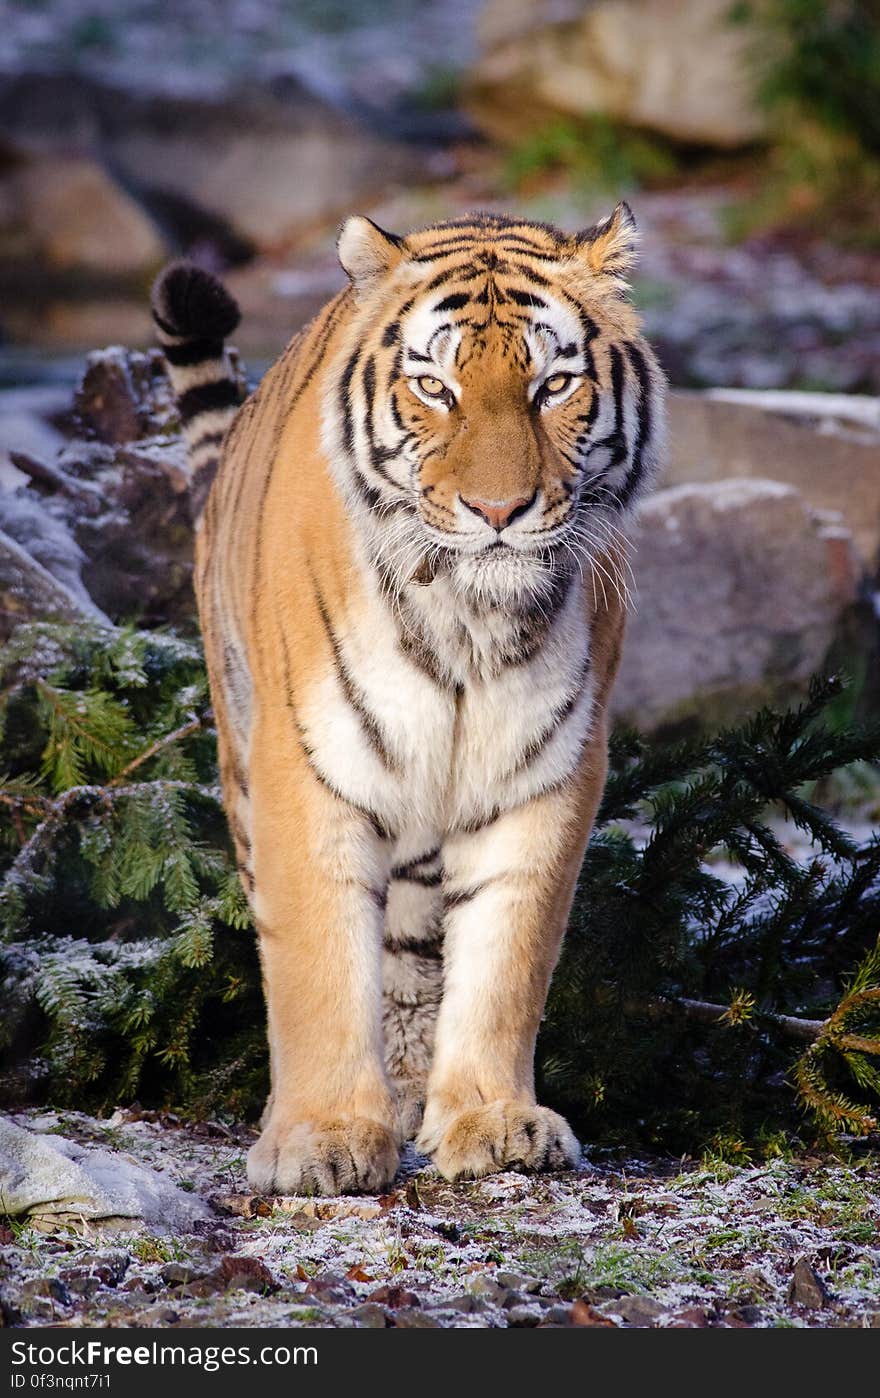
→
(245, 729, 399, 1195)
(382, 839, 444, 1140)
(417, 748, 606, 1180)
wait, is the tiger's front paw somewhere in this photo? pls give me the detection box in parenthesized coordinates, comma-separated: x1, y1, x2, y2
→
(419, 1101, 580, 1181)
(247, 1116, 400, 1195)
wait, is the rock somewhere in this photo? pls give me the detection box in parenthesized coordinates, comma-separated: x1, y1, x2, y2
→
(161, 1262, 202, 1288)
(391, 1307, 441, 1328)
(9, 348, 203, 628)
(0, 524, 104, 641)
(665, 391, 880, 570)
(212, 1256, 277, 1294)
(73, 349, 178, 446)
(506, 1304, 544, 1327)
(614, 479, 861, 732)
(788, 1256, 830, 1309)
(0, 148, 166, 280)
(539, 1302, 575, 1326)
(345, 1302, 389, 1328)
(366, 1284, 421, 1308)
(0, 491, 103, 622)
(0, 72, 416, 255)
(466, 0, 764, 149)
(496, 1270, 541, 1293)
(304, 1273, 354, 1305)
(467, 1273, 508, 1301)
(20, 1277, 71, 1306)
(0, 1114, 211, 1232)
(58, 1273, 101, 1300)
(437, 1292, 488, 1314)
(609, 1294, 665, 1327)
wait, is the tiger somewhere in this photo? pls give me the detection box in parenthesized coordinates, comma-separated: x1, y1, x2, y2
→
(151, 203, 666, 1195)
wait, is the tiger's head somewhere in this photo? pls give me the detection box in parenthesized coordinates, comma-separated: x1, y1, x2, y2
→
(325, 207, 666, 607)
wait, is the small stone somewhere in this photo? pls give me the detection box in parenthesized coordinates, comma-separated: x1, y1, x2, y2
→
(468, 1274, 507, 1301)
(346, 1302, 388, 1328)
(496, 1270, 541, 1293)
(506, 1305, 544, 1328)
(161, 1262, 201, 1287)
(367, 1284, 420, 1309)
(59, 1272, 100, 1300)
(730, 1304, 763, 1326)
(611, 1295, 665, 1327)
(179, 1278, 223, 1299)
(391, 1308, 440, 1329)
(151, 1307, 180, 1325)
(539, 1303, 574, 1327)
(213, 1255, 277, 1294)
(788, 1257, 830, 1309)
(436, 1292, 487, 1314)
(89, 1251, 131, 1287)
(21, 1277, 70, 1306)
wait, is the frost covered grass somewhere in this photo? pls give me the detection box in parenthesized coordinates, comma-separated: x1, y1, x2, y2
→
(1, 1109, 878, 1330)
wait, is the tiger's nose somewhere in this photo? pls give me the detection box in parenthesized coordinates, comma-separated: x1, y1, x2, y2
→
(461, 492, 536, 532)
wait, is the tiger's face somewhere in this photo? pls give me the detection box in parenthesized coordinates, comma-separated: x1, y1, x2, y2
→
(327, 208, 665, 606)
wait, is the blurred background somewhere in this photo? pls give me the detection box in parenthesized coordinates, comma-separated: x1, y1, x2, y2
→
(1, 0, 880, 382)
(0, 0, 878, 732)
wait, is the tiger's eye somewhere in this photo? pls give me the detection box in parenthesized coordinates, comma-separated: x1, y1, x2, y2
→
(417, 375, 447, 398)
(544, 373, 572, 395)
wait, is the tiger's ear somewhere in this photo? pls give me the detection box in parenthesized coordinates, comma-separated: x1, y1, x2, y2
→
(338, 216, 405, 294)
(574, 202, 638, 285)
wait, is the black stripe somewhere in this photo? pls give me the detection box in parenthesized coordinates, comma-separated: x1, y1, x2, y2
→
(506, 658, 591, 779)
(368, 884, 389, 913)
(297, 724, 394, 841)
(443, 882, 487, 911)
(433, 292, 471, 312)
(391, 867, 442, 888)
(191, 429, 227, 454)
(507, 288, 547, 308)
(384, 935, 443, 961)
(178, 379, 240, 425)
(391, 847, 442, 880)
(164, 338, 224, 367)
(312, 574, 399, 772)
(339, 346, 360, 455)
(617, 342, 653, 510)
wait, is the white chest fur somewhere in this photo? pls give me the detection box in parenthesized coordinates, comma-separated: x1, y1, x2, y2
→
(298, 571, 595, 839)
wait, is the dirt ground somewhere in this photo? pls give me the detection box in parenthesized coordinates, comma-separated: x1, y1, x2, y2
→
(2, 1109, 879, 1330)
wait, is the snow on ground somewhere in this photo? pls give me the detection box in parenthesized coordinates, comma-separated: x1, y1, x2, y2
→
(1, 1108, 878, 1329)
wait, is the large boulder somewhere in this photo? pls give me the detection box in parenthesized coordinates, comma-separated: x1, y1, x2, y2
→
(0, 148, 166, 280)
(665, 391, 880, 571)
(466, 0, 765, 149)
(1, 348, 207, 631)
(613, 479, 862, 732)
(0, 72, 416, 256)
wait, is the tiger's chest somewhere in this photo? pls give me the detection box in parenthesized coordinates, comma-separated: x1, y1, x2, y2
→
(297, 575, 595, 835)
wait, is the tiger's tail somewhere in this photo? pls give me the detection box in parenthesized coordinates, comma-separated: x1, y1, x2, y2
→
(151, 261, 242, 518)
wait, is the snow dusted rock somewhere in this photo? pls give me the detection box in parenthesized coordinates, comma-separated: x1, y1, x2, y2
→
(614, 479, 862, 732)
(0, 1114, 211, 1233)
(665, 391, 880, 571)
(0, 525, 104, 642)
(5, 347, 204, 628)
